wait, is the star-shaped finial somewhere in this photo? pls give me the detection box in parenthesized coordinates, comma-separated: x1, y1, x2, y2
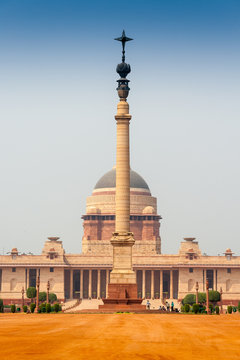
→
(114, 30, 133, 62)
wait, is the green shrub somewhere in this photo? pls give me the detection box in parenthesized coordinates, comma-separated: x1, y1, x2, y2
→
(11, 304, 16, 313)
(23, 305, 28, 313)
(238, 302, 240, 313)
(40, 303, 46, 313)
(54, 303, 60, 312)
(192, 303, 200, 314)
(0, 299, 4, 313)
(215, 306, 220, 315)
(39, 292, 47, 302)
(182, 294, 196, 305)
(184, 304, 190, 313)
(51, 305, 55, 312)
(227, 306, 232, 314)
(46, 303, 51, 313)
(209, 290, 220, 303)
(49, 293, 57, 303)
(198, 304, 206, 313)
(30, 303, 36, 313)
(209, 304, 214, 313)
(233, 306, 237, 313)
(27, 287, 36, 301)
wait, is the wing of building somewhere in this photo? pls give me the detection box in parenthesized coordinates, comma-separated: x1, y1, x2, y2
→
(0, 167, 239, 305)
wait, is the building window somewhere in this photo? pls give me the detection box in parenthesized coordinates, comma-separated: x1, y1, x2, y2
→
(189, 268, 193, 273)
(12, 267, 16, 272)
(227, 268, 231, 274)
(50, 267, 54, 273)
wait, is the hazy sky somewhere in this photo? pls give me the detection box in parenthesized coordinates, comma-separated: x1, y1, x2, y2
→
(0, 0, 240, 256)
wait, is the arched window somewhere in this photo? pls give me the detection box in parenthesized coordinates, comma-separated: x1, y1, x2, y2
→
(10, 278, 17, 291)
(188, 279, 195, 292)
(49, 278, 55, 291)
(226, 279, 232, 292)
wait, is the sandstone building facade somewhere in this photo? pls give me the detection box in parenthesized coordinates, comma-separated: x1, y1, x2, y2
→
(0, 167, 239, 305)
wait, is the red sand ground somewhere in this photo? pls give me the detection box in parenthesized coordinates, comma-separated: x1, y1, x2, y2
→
(0, 313, 240, 360)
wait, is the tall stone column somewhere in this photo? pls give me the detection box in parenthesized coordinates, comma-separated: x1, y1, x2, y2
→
(80, 269, 83, 299)
(214, 269, 217, 290)
(110, 99, 136, 285)
(70, 269, 73, 299)
(101, 31, 144, 310)
(88, 269, 92, 299)
(170, 270, 173, 299)
(142, 270, 146, 298)
(97, 269, 101, 299)
(151, 270, 154, 299)
(106, 270, 109, 298)
(160, 270, 163, 303)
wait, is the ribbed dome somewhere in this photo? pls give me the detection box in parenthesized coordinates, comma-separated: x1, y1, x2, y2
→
(94, 167, 150, 191)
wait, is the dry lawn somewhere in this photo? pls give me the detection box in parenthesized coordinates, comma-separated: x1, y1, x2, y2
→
(0, 313, 240, 360)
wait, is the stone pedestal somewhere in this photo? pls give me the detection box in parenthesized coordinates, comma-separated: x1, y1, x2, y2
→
(100, 283, 144, 311)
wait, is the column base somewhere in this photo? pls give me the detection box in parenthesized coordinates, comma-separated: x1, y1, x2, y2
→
(99, 283, 145, 311)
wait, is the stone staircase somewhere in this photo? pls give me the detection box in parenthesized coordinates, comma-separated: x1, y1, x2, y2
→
(66, 299, 104, 312)
(62, 299, 81, 312)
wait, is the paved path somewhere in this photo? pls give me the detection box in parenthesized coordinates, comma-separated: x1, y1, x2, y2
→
(0, 313, 240, 360)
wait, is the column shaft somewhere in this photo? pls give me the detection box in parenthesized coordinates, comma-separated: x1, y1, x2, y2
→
(204, 269, 207, 292)
(160, 270, 163, 302)
(70, 269, 73, 299)
(97, 269, 101, 299)
(151, 270, 154, 299)
(115, 116, 130, 233)
(106, 270, 109, 298)
(88, 269, 92, 299)
(170, 270, 173, 299)
(80, 269, 83, 299)
(142, 270, 145, 298)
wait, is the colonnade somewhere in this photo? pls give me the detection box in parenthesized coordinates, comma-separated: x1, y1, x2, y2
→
(67, 269, 110, 299)
(66, 269, 178, 300)
(141, 269, 175, 300)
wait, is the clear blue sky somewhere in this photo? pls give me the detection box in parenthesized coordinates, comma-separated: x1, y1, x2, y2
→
(0, 0, 240, 255)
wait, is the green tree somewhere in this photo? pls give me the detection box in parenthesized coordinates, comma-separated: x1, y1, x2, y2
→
(26, 287, 36, 302)
(183, 294, 196, 305)
(209, 291, 220, 303)
(49, 293, 57, 303)
(39, 292, 47, 302)
(198, 292, 206, 304)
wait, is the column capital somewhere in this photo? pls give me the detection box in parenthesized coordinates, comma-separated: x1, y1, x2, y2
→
(111, 232, 135, 247)
(115, 115, 132, 123)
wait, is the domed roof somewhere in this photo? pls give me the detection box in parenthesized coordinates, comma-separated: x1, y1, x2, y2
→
(94, 167, 150, 191)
